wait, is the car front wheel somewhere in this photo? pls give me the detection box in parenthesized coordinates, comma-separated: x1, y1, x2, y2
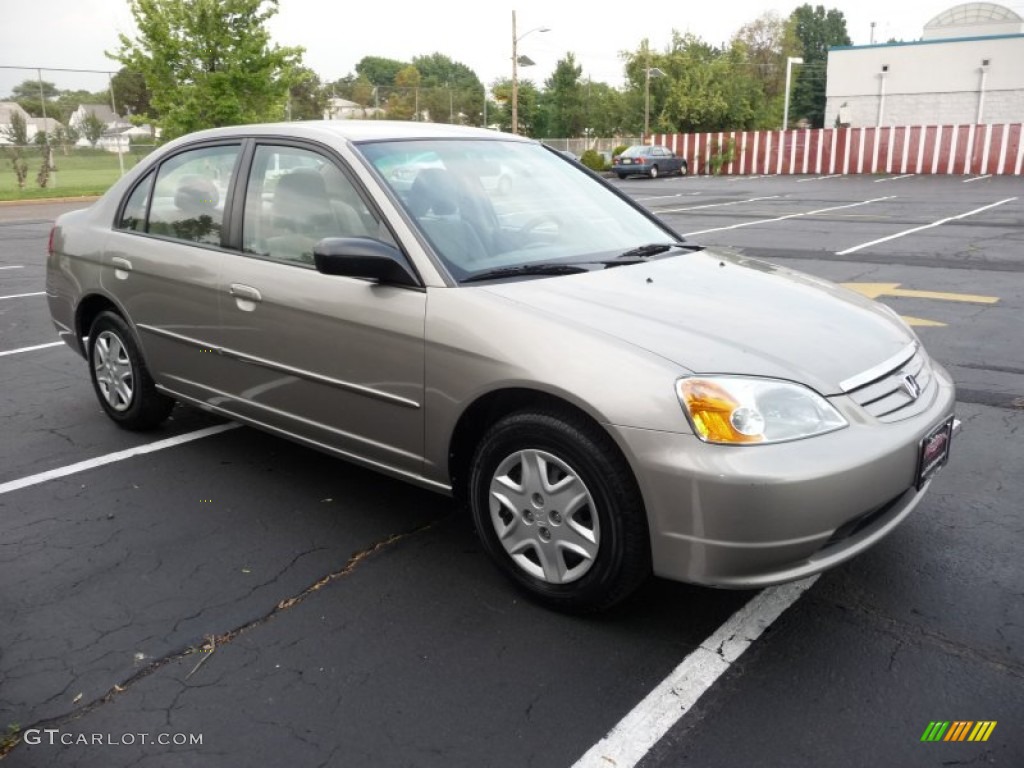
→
(680, 161, 688, 176)
(468, 409, 651, 612)
(88, 311, 174, 430)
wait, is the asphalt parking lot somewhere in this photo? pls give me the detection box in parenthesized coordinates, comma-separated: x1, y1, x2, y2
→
(2, 173, 1022, 767)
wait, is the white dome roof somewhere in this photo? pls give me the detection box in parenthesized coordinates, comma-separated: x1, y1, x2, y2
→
(923, 3, 1024, 39)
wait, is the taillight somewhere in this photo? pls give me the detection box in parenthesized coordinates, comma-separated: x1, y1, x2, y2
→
(48, 226, 56, 255)
(636, 157, 645, 164)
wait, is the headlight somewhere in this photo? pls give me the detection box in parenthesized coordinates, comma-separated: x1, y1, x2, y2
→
(676, 376, 847, 445)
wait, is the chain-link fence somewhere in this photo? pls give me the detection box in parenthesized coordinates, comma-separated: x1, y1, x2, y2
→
(0, 66, 158, 196)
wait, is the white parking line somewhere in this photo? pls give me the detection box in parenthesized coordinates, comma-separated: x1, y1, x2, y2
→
(0, 341, 64, 357)
(874, 174, 914, 183)
(963, 175, 992, 183)
(571, 576, 818, 768)
(0, 291, 45, 301)
(796, 174, 842, 182)
(657, 195, 779, 214)
(0, 265, 25, 270)
(683, 196, 895, 237)
(837, 197, 1018, 255)
(0, 423, 241, 496)
(635, 193, 701, 202)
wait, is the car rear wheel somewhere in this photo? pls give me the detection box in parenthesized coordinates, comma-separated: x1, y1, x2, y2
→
(468, 409, 651, 612)
(648, 164, 659, 179)
(88, 311, 174, 430)
(680, 161, 688, 177)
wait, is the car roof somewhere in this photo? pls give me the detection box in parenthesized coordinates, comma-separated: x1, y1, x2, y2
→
(161, 120, 533, 148)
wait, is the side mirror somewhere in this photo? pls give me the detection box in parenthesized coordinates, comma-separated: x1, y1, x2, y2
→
(313, 238, 419, 287)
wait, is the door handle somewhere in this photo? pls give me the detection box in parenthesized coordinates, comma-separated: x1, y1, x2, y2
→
(111, 257, 132, 279)
(229, 283, 262, 311)
(229, 284, 262, 302)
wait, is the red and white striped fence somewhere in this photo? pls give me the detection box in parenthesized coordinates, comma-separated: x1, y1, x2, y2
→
(657, 123, 1024, 176)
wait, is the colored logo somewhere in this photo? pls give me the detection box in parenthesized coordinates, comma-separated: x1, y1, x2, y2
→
(921, 721, 997, 742)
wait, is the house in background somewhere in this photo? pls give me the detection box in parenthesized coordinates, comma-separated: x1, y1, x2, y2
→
(324, 97, 385, 120)
(0, 101, 65, 145)
(69, 103, 133, 151)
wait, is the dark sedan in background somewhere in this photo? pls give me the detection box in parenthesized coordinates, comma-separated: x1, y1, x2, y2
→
(613, 144, 688, 179)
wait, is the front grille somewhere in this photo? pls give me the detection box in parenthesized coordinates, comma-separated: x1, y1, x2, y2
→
(843, 347, 935, 422)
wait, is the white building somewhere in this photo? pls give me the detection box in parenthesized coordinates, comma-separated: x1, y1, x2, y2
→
(825, 3, 1024, 127)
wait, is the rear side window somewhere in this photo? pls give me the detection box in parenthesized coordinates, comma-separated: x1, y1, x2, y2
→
(118, 172, 153, 231)
(145, 145, 241, 246)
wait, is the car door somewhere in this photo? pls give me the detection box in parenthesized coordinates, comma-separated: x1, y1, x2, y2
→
(656, 146, 680, 174)
(213, 142, 427, 477)
(103, 143, 243, 403)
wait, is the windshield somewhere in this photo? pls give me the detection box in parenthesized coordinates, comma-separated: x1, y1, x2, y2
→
(357, 139, 679, 282)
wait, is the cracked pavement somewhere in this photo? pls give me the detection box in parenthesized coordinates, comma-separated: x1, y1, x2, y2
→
(2, 178, 1022, 766)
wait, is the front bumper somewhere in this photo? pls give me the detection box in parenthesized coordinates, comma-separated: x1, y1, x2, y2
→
(612, 363, 957, 587)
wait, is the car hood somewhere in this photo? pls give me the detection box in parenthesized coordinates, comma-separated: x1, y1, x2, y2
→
(479, 249, 916, 395)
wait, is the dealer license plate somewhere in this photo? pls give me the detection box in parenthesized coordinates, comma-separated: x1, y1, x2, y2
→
(917, 417, 954, 488)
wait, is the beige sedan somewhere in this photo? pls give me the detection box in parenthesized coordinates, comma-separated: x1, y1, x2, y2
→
(47, 121, 957, 611)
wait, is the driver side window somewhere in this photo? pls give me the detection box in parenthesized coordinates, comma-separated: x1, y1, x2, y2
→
(242, 145, 391, 266)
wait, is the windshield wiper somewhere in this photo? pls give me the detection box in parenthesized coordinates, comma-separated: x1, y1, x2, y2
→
(461, 263, 591, 283)
(615, 242, 691, 260)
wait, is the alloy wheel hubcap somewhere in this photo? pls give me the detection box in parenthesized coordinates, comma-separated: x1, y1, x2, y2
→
(93, 331, 134, 412)
(488, 449, 600, 584)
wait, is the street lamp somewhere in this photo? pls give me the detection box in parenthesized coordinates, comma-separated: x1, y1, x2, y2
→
(644, 67, 666, 141)
(511, 10, 549, 135)
(783, 56, 804, 130)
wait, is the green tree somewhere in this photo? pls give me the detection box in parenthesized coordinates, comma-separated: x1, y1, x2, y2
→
(354, 56, 407, 87)
(7, 79, 60, 115)
(81, 111, 107, 146)
(1, 112, 30, 146)
(387, 66, 421, 120)
(4, 149, 29, 189)
(288, 66, 326, 120)
(110, 68, 154, 118)
(624, 33, 769, 134)
(733, 12, 802, 126)
(580, 80, 629, 138)
(411, 53, 484, 125)
(52, 124, 79, 155)
(491, 77, 540, 135)
(111, 0, 304, 140)
(8, 79, 60, 101)
(788, 4, 851, 127)
(540, 53, 586, 138)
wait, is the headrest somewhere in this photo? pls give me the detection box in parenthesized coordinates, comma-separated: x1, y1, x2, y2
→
(174, 175, 219, 216)
(409, 168, 459, 217)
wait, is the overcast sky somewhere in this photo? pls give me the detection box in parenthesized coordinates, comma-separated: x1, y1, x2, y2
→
(1, 0, 1012, 98)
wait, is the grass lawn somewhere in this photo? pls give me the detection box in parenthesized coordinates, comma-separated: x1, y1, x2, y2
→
(0, 147, 155, 201)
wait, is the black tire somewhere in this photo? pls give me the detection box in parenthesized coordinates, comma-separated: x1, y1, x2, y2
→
(468, 409, 651, 613)
(680, 160, 688, 177)
(87, 311, 174, 430)
(648, 164, 659, 179)
(615, 173, 627, 180)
